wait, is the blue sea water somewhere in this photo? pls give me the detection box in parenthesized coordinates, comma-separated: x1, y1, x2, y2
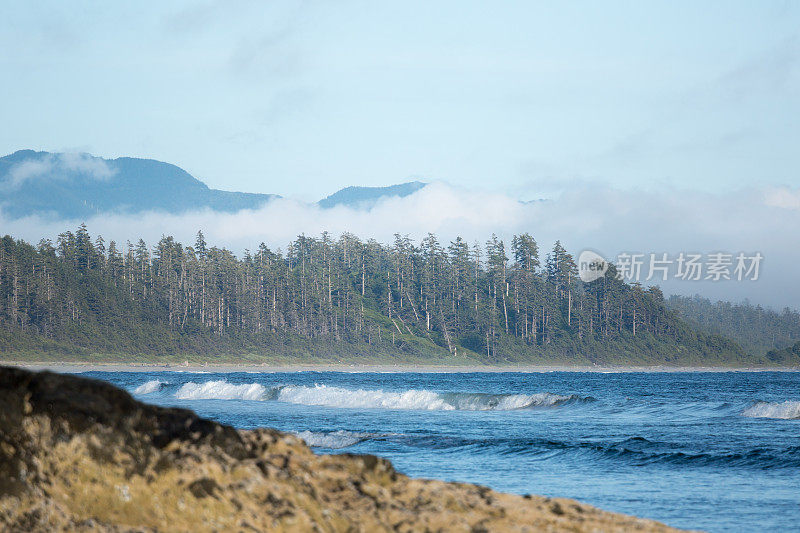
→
(79, 370, 800, 532)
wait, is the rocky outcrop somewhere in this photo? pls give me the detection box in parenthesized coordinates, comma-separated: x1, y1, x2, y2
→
(0, 367, 682, 532)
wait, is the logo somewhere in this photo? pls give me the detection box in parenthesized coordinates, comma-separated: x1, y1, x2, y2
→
(578, 249, 609, 282)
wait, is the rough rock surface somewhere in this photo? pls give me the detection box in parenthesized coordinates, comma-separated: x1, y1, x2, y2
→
(0, 367, 683, 532)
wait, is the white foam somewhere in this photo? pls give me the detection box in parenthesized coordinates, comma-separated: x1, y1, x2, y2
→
(175, 380, 266, 401)
(276, 384, 576, 411)
(133, 380, 167, 395)
(293, 430, 368, 449)
(742, 401, 800, 420)
(278, 384, 451, 410)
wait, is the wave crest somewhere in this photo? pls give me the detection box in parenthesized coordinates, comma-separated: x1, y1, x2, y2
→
(276, 384, 589, 411)
(742, 401, 800, 420)
(444, 391, 589, 410)
(133, 380, 167, 395)
(175, 380, 266, 401)
(293, 430, 371, 449)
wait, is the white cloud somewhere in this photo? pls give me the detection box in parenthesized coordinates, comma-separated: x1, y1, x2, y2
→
(4, 153, 116, 189)
(58, 152, 116, 180)
(7, 158, 54, 188)
(764, 186, 800, 210)
(1, 181, 798, 309)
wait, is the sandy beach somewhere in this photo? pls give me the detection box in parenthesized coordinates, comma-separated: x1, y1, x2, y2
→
(5, 360, 798, 374)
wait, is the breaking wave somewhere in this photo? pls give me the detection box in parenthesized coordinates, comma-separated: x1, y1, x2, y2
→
(175, 380, 267, 401)
(133, 380, 167, 395)
(293, 430, 372, 449)
(275, 384, 592, 411)
(168, 380, 592, 411)
(742, 401, 800, 420)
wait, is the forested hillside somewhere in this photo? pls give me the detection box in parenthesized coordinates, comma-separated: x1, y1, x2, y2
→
(317, 181, 427, 208)
(763, 341, 800, 365)
(666, 295, 800, 354)
(0, 225, 766, 365)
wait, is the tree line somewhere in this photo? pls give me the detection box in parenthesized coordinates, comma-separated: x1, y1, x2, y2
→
(667, 295, 800, 354)
(0, 225, 750, 363)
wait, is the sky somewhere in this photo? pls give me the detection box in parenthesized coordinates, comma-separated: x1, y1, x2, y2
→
(1, 1, 800, 308)
(2, 1, 799, 198)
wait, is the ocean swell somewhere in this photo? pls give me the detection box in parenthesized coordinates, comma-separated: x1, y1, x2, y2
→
(742, 401, 800, 420)
(275, 384, 591, 411)
(293, 430, 373, 449)
(389, 434, 800, 469)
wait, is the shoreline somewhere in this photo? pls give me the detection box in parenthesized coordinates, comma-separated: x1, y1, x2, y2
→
(4, 360, 799, 373)
(2, 366, 683, 532)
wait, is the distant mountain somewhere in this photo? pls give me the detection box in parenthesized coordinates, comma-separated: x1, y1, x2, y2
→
(0, 150, 277, 219)
(318, 181, 426, 209)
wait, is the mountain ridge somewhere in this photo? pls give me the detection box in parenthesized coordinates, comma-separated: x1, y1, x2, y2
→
(318, 181, 427, 208)
(0, 150, 429, 219)
(0, 150, 278, 219)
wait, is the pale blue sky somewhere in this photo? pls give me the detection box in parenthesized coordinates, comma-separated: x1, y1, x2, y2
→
(1, 1, 798, 199)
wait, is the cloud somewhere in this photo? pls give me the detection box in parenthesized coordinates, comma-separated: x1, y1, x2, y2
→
(715, 37, 800, 102)
(7, 158, 54, 188)
(60, 153, 116, 179)
(1, 181, 798, 309)
(2, 182, 519, 249)
(764, 186, 800, 210)
(162, 0, 234, 34)
(228, 24, 301, 80)
(4, 153, 116, 189)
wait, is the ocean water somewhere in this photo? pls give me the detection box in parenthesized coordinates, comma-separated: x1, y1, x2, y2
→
(81, 370, 800, 532)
